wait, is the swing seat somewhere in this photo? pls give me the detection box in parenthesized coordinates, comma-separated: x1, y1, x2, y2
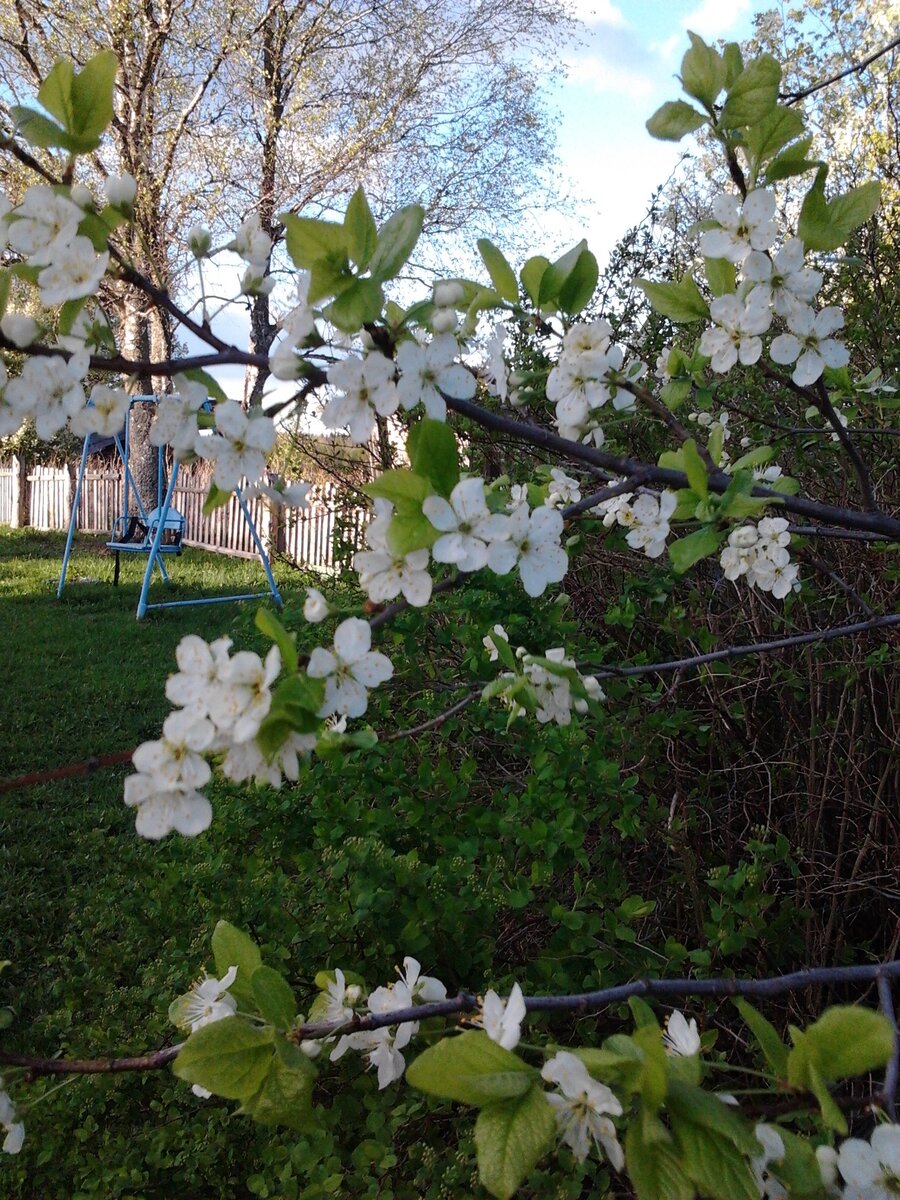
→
(107, 507, 184, 553)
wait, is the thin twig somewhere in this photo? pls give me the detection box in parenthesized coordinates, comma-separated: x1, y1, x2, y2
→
(877, 972, 899, 1121)
(781, 34, 900, 103)
(381, 691, 479, 742)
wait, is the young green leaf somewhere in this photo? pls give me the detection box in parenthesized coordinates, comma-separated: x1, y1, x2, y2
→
(519, 255, 550, 307)
(344, 186, 378, 270)
(37, 59, 76, 132)
(636, 274, 709, 323)
(682, 439, 709, 498)
(368, 204, 425, 282)
(803, 1005, 894, 1079)
(668, 527, 725, 574)
(211, 921, 263, 1007)
(646, 100, 707, 141)
(680, 32, 726, 109)
(745, 105, 805, 166)
(250, 965, 297, 1029)
(704, 257, 736, 298)
(732, 998, 789, 1077)
(474, 1084, 556, 1200)
(407, 419, 460, 497)
(70, 51, 118, 141)
(325, 277, 384, 331)
(799, 175, 881, 252)
(239, 1044, 317, 1132)
(173, 1018, 275, 1099)
(557, 249, 599, 316)
(673, 1119, 759, 1200)
(255, 608, 297, 674)
(203, 483, 233, 515)
(477, 239, 519, 304)
(625, 1117, 694, 1200)
(406, 1030, 535, 1106)
(720, 55, 781, 128)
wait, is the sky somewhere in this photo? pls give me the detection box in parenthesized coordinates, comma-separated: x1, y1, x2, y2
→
(542, 0, 758, 261)
(197, 0, 761, 403)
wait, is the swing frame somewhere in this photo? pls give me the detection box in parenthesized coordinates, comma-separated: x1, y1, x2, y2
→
(57, 394, 282, 619)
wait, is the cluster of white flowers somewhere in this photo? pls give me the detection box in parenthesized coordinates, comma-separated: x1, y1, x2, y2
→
(719, 518, 799, 599)
(195, 400, 276, 492)
(697, 189, 848, 388)
(231, 214, 274, 296)
(396, 331, 476, 422)
(422, 477, 569, 597)
(354, 499, 433, 606)
(125, 634, 293, 837)
(598, 488, 678, 559)
(817, 1123, 900, 1200)
(545, 467, 582, 509)
(330, 957, 447, 1089)
(485, 628, 604, 726)
(546, 319, 635, 446)
(3, 184, 109, 308)
(0, 1082, 24, 1156)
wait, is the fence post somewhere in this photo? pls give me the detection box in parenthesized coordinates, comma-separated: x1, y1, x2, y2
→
(10, 455, 27, 527)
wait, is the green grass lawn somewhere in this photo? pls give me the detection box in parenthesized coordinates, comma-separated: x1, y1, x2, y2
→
(0, 530, 331, 1199)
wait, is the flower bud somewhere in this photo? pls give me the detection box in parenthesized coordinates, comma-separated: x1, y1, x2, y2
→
(188, 225, 212, 258)
(103, 173, 137, 208)
(0, 314, 40, 348)
(433, 281, 464, 308)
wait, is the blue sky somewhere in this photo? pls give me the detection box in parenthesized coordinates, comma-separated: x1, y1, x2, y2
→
(539, 0, 758, 261)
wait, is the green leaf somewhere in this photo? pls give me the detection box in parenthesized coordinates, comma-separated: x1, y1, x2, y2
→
(70, 51, 118, 140)
(407, 419, 460, 497)
(666, 1080, 758, 1155)
(680, 32, 726, 109)
(203, 483, 233, 515)
(539, 240, 587, 307)
(764, 136, 817, 184)
(474, 1085, 555, 1200)
(636, 274, 709, 323)
(174, 1018, 275, 1100)
(365, 469, 431, 514)
(626, 1117, 694, 1200)
(669, 527, 724, 574)
(325, 277, 383, 331)
(519, 256, 550, 307)
(730, 445, 774, 473)
(704, 257, 736, 298)
(368, 204, 425, 282)
(633, 1024, 668, 1113)
(798, 173, 881, 252)
(8, 106, 81, 153)
(239, 1042, 316, 1132)
(722, 43, 744, 88)
(477, 239, 519, 304)
(673, 1119, 759, 1200)
(386, 512, 439, 557)
(281, 214, 349, 270)
(255, 608, 297, 674)
(807, 1059, 847, 1133)
(804, 1005, 894, 1079)
(406, 1031, 535, 1106)
(646, 100, 707, 141)
(251, 966, 297, 1029)
(745, 105, 805, 165)
(629, 997, 660, 1030)
(557, 249, 599, 316)
(0, 271, 10, 318)
(774, 1128, 827, 1195)
(682, 439, 709, 498)
(211, 921, 263, 1008)
(38, 59, 76, 131)
(733, 998, 789, 1077)
(344, 187, 378, 270)
(720, 54, 781, 128)
(269, 674, 326, 728)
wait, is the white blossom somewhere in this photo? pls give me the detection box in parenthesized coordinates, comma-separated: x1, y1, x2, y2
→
(743, 238, 822, 315)
(482, 983, 526, 1050)
(38, 236, 109, 306)
(423, 477, 510, 573)
(171, 966, 239, 1032)
(151, 378, 210, 459)
(307, 618, 393, 718)
(221, 731, 316, 787)
(483, 624, 509, 661)
(769, 305, 849, 387)
(663, 1010, 701, 1056)
(486, 503, 568, 596)
(541, 1051, 624, 1168)
(623, 490, 677, 559)
(71, 384, 130, 437)
(6, 185, 82, 265)
(196, 401, 276, 491)
(0, 1082, 24, 1156)
(322, 352, 398, 444)
(5, 353, 87, 440)
(700, 292, 772, 373)
(700, 190, 778, 264)
(546, 468, 581, 509)
(396, 333, 475, 420)
(207, 645, 281, 743)
(0, 314, 40, 348)
(303, 587, 330, 623)
(165, 634, 234, 716)
(103, 173, 137, 208)
(752, 1124, 788, 1200)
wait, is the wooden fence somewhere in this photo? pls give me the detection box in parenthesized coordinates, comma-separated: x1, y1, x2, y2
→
(0, 457, 367, 570)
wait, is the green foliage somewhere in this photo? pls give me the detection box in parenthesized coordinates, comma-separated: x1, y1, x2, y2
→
(473, 1085, 556, 1200)
(11, 51, 117, 153)
(798, 171, 882, 252)
(646, 101, 707, 142)
(636, 274, 709, 323)
(407, 419, 460, 498)
(477, 239, 519, 304)
(407, 1032, 535, 1106)
(174, 1019, 276, 1099)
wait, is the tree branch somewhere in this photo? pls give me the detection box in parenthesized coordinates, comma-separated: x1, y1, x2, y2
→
(781, 33, 900, 104)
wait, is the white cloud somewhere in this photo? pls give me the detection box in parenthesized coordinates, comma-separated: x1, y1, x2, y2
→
(561, 53, 656, 98)
(565, 0, 628, 28)
(654, 0, 752, 60)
